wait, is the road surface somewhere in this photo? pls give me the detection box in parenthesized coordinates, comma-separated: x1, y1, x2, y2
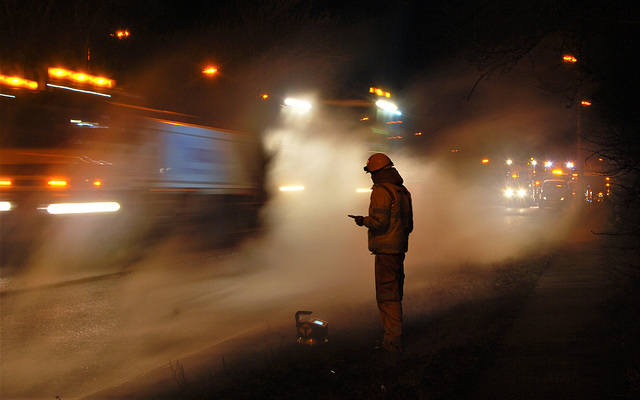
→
(0, 200, 582, 399)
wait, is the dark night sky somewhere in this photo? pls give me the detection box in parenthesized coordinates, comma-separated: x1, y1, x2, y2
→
(1, 0, 453, 93)
(3, 0, 638, 162)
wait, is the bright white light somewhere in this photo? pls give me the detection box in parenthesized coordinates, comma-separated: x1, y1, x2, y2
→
(566, 162, 574, 168)
(356, 188, 372, 193)
(531, 160, 537, 166)
(0, 201, 12, 211)
(284, 98, 312, 111)
(46, 202, 120, 214)
(544, 161, 553, 168)
(506, 159, 513, 165)
(70, 119, 108, 128)
(375, 99, 399, 112)
(504, 189, 514, 198)
(279, 186, 305, 192)
(517, 189, 527, 197)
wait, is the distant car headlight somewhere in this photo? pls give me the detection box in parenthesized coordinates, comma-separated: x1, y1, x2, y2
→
(0, 201, 12, 212)
(504, 189, 514, 198)
(517, 189, 527, 197)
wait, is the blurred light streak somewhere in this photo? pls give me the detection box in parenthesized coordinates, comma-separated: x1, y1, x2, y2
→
(369, 87, 391, 98)
(284, 98, 312, 111)
(375, 99, 400, 114)
(0, 74, 38, 90)
(47, 180, 67, 187)
(48, 68, 114, 88)
(45, 202, 121, 214)
(46, 84, 111, 97)
(279, 186, 305, 192)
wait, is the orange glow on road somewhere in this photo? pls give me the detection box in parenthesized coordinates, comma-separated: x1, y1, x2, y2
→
(0, 180, 12, 186)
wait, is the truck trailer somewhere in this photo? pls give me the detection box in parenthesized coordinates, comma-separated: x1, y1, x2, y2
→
(0, 68, 264, 265)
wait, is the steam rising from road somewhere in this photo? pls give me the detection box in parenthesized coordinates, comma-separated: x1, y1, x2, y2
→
(0, 62, 581, 399)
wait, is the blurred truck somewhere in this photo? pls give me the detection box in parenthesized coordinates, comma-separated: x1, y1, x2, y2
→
(0, 68, 264, 263)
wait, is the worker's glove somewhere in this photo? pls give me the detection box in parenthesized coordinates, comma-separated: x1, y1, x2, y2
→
(353, 215, 364, 226)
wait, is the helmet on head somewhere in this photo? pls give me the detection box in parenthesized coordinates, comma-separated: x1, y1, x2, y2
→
(364, 153, 393, 173)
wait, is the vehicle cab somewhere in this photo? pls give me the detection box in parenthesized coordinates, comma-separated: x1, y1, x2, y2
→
(539, 179, 571, 209)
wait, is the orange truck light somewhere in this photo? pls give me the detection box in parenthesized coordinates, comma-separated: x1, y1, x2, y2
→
(47, 180, 67, 187)
(48, 68, 114, 88)
(369, 87, 391, 98)
(0, 74, 38, 90)
(0, 180, 12, 186)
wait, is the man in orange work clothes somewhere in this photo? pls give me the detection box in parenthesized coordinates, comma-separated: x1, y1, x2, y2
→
(349, 153, 413, 353)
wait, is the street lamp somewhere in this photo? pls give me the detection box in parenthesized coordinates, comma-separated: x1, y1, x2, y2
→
(202, 67, 218, 76)
(111, 30, 130, 39)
